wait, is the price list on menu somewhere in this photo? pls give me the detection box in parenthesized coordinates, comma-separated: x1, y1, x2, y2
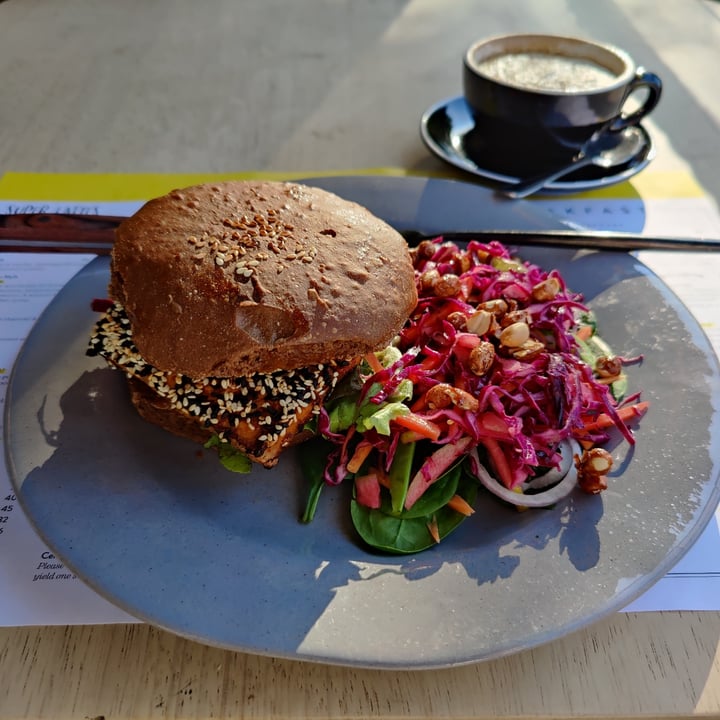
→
(0, 193, 719, 625)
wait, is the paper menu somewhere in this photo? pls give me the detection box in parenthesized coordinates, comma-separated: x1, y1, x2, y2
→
(621, 246, 720, 612)
(0, 244, 137, 625)
(1, 194, 719, 628)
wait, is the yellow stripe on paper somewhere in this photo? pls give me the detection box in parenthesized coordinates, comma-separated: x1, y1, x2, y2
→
(0, 168, 707, 202)
(0, 169, 411, 202)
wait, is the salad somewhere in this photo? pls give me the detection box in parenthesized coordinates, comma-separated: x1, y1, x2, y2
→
(301, 237, 648, 554)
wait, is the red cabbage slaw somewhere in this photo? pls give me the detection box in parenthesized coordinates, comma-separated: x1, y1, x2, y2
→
(307, 237, 647, 552)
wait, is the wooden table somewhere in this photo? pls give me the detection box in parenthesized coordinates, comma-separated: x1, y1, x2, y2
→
(2, 1, 720, 717)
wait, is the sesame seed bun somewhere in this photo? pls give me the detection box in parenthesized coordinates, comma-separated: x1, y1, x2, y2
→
(90, 180, 418, 467)
(87, 302, 353, 467)
(109, 180, 418, 379)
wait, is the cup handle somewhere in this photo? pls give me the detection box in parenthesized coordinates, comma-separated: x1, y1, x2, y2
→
(609, 68, 663, 131)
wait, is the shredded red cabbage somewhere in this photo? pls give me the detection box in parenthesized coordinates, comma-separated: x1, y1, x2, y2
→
(321, 237, 644, 504)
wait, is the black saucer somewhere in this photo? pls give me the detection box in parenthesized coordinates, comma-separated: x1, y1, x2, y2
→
(420, 96, 655, 194)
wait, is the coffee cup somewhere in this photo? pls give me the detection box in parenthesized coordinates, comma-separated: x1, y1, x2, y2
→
(462, 33, 662, 177)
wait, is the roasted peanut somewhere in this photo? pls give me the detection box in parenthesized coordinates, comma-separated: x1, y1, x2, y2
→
(468, 341, 495, 375)
(420, 268, 440, 291)
(446, 311, 468, 330)
(466, 309, 493, 336)
(499, 321, 530, 348)
(576, 448, 614, 494)
(434, 273, 461, 297)
(511, 338, 545, 361)
(500, 309, 531, 328)
(453, 252, 472, 274)
(595, 355, 623, 378)
(532, 276, 561, 301)
(415, 240, 437, 260)
(479, 298, 508, 316)
(426, 383, 479, 411)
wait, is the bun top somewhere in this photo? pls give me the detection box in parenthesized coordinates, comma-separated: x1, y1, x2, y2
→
(109, 180, 418, 378)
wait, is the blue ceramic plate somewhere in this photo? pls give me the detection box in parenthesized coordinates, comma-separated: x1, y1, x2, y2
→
(420, 96, 655, 193)
(4, 176, 719, 669)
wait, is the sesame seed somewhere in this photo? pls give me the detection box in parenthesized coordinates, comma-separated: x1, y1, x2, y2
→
(86, 302, 349, 462)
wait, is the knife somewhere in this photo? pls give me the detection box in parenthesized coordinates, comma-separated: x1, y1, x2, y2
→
(0, 213, 125, 254)
(1, 213, 720, 253)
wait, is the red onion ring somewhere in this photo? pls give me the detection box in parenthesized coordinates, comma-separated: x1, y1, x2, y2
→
(468, 441, 580, 507)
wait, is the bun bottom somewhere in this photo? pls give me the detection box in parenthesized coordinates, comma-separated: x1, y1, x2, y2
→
(126, 371, 336, 468)
(128, 378, 213, 446)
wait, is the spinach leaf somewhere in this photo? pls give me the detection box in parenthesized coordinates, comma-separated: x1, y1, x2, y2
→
(299, 437, 334, 523)
(350, 468, 477, 554)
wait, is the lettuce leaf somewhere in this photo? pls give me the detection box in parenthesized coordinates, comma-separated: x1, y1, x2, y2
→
(204, 435, 252, 473)
(357, 401, 410, 435)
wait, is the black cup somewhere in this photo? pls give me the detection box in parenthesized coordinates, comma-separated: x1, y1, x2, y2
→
(462, 34, 662, 177)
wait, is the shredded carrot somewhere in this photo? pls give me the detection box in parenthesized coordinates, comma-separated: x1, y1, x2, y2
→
(392, 413, 442, 441)
(482, 437, 514, 489)
(377, 468, 391, 490)
(447, 494, 475, 516)
(346, 442, 373, 474)
(426, 515, 440, 544)
(364, 352, 383, 374)
(583, 401, 650, 433)
(409, 395, 427, 413)
(575, 325, 594, 341)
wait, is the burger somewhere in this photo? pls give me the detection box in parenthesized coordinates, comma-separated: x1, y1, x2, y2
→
(87, 180, 418, 467)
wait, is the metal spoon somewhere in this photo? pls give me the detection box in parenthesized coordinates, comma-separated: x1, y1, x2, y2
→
(501, 126, 646, 199)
